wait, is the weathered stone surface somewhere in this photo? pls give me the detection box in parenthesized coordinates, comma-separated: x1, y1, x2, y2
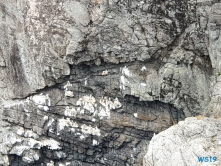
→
(0, 65, 185, 165)
(0, 0, 221, 165)
(143, 117, 221, 166)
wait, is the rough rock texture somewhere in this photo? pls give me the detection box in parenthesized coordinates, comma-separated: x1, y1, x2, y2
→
(0, 0, 216, 116)
(0, 65, 185, 165)
(0, 0, 221, 165)
(143, 117, 221, 166)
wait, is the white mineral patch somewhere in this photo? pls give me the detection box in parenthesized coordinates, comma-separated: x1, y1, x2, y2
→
(113, 98, 122, 108)
(76, 95, 97, 115)
(24, 130, 38, 139)
(49, 128, 54, 133)
(81, 124, 101, 136)
(93, 110, 98, 117)
(81, 124, 92, 134)
(57, 118, 70, 131)
(10, 146, 30, 156)
(42, 138, 61, 150)
(84, 78, 87, 85)
(64, 107, 77, 117)
(102, 70, 108, 76)
(98, 108, 108, 118)
(76, 100, 82, 106)
(43, 115, 48, 121)
(24, 109, 29, 112)
(64, 81, 72, 90)
(83, 103, 94, 113)
(122, 66, 130, 76)
(44, 106, 49, 111)
(76, 96, 121, 120)
(77, 95, 96, 106)
(57, 118, 79, 133)
(120, 76, 125, 90)
(134, 113, 138, 118)
(141, 66, 147, 71)
(25, 97, 30, 102)
(93, 139, 98, 146)
(31, 94, 50, 106)
(107, 100, 115, 109)
(37, 105, 49, 112)
(16, 128, 25, 136)
(141, 83, 147, 86)
(72, 122, 79, 128)
(120, 66, 132, 91)
(99, 97, 106, 107)
(80, 109, 84, 114)
(27, 138, 40, 149)
(85, 95, 96, 104)
(165, 18, 172, 24)
(46, 160, 54, 166)
(48, 96, 51, 106)
(3, 101, 25, 109)
(37, 105, 44, 111)
(92, 126, 101, 136)
(80, 135, 85, 140)
(47, 118, 54, 127)
(99, 97, 121, 118)
(65, 90, 74, 97)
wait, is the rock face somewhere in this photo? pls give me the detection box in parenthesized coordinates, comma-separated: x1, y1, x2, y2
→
(0, 66, 185, 165)
(143, 117, 221, 166)
(0, 0, 221, 165)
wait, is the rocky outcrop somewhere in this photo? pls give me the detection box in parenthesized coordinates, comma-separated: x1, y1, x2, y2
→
(0, 0, 216, 115)
(0, 64, 185, 165)
(143, 117, 221, 166)
(0, 0, 221, 165)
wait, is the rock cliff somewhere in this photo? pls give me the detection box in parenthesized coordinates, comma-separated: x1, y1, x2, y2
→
(0, 0, 220, 165)
(143, 117, 221, 166)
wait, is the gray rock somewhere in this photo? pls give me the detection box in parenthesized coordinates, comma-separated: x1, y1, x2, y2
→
(0, 0, 221, 166)
(143, 117, 221, 166)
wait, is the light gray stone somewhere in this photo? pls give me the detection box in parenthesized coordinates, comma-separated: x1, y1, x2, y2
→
(143, 117, 221, 166)
(64, 1, 90, 26)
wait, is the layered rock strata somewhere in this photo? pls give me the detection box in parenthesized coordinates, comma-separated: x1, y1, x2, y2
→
(0, 0, 221, 165)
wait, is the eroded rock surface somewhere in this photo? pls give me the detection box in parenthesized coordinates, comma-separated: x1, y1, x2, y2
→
(0, 0, 221, 165)
(0, 65, 185, 165)
(143, 117, 221, 166)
